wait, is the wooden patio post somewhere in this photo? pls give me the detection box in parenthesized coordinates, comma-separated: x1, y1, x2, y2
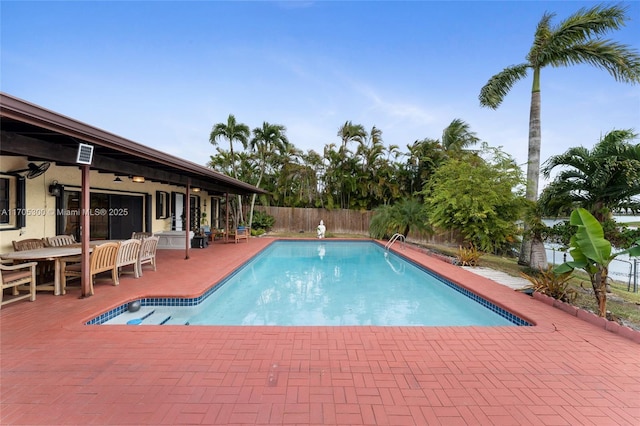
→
(80, 164, 91, 298)
(225, 192, 230, 242)
(185, 181, 191, 260)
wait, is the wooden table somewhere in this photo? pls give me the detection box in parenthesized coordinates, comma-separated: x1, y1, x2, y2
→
(0, 241, 119, 295)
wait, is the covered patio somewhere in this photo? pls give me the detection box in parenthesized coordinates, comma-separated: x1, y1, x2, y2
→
(1, 92, 266, 298)
(1, 238, 638, 425)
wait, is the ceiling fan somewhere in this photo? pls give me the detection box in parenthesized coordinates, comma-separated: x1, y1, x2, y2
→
(10, 162, 51, 179)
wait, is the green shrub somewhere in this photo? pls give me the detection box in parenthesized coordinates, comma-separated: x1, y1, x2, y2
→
(251, 211, 275, 231)
(251, 228, 266, 236)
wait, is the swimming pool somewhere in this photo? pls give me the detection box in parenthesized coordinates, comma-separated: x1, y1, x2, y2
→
(93, 241, 530, 326)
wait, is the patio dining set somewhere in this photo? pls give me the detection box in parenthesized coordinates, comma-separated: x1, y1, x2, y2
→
(0, 232, 159, 309)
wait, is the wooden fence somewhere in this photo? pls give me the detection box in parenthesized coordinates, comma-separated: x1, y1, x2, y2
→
(254, 206, 464, 247)
(255, 206, 373, 234)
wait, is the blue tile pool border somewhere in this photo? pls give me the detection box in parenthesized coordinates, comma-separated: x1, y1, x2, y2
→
(86, 240, 532, 326)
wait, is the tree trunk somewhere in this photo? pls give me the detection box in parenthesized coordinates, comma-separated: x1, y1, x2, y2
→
(519, 68, 543, 267)
(529, 237, 548, 270)
(248, 168, 265, 229)
(593, 267, 609, 317)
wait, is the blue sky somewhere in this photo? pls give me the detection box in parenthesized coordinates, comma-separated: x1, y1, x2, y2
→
(2, 1, 639, 185)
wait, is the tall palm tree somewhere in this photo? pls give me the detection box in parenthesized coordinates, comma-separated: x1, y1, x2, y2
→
(248, 122, 289, 226)
(539, 129, 640, 222)
(209, 114, 251, 226)
(441, 118, 480, 152)
(479, 4, 640, 267)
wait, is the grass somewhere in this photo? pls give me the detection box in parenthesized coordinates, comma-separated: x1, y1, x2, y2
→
(418, 242, 640, 331)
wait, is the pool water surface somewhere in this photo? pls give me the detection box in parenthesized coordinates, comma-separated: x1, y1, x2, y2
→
(96, 241, 530, 326)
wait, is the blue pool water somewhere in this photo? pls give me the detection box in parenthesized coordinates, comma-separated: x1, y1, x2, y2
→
(96, 241, 529, 326)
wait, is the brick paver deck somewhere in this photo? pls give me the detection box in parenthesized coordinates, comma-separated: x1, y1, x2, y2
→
(1, 238, 638, 425)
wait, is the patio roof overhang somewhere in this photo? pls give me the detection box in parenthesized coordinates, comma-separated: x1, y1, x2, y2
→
(0, 92, 267, 197)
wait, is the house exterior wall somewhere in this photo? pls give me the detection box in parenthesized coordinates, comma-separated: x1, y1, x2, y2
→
(0, 156, 213, 253)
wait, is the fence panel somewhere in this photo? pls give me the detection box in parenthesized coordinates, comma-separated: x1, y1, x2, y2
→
(254, 206, 464, 246)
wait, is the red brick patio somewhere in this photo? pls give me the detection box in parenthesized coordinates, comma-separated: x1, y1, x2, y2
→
(1, 238, 638, 425)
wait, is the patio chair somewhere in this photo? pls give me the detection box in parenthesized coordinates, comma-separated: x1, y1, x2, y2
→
(61, 242, 120, 295)
(214, 229, 226, 241)
(1, 260, 37, 309)
(234, 227, 250, 243)
(12, 238, 54, 285)
(116, 238, 141, 279)
(45, 235, 76, 247)
(202, 225, 212, 241)
(12, 238, 46, 251)
(131, 232, 154, 240)
(138, 236, 159, 274)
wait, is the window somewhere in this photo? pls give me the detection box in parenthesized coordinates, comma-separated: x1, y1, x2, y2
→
(0, 175, 25, 228)
(156, 191, 169, 219)
(0, 178, 9, 224)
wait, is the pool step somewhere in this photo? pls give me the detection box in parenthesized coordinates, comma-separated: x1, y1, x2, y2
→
(104, 307, 156, 325)
(162, 317, 190, 325)
(101, 306, 191, 325)
(141, 312, 172, 325)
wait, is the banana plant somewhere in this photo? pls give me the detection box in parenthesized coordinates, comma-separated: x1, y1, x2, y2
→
(554, 208, 640, 317)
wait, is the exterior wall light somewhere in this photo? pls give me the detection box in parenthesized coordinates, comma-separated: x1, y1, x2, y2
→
(48, 180, 63, 196)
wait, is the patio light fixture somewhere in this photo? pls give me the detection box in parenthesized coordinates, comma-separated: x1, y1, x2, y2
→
(131, 176, 145, 183)
(48, 180, 63, 196)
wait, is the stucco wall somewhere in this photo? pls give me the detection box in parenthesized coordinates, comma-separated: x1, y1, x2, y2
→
(0, 156, 212, 254)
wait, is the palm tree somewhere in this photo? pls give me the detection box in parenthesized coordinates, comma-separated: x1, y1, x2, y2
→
(247, 122, 289, 227)
(209, 114, 251, 226)
(479, 4, 640, 267)
(337, 121, 367, 151)
(441, 118, 480, 152)
(369, 198, 430, 239)
(539, 129, 640, 222)
(403, 138, 446, 198)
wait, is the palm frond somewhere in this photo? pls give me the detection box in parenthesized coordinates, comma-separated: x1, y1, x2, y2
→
(479, 64, 530, 109)
(549, 40, 640, 83)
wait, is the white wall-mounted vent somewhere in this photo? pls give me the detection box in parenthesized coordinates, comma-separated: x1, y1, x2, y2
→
(76, 143, 94, 165)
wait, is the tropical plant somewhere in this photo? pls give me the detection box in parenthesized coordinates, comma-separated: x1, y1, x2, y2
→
(479, 4, 640, 267)
(521, 266, 576, 303)
(209, 114, 251, 225)
(401, 138, 446, 199)
(441, 118, 480, 152)
(455, 245, 482, 267)
(337, 120, 367, 150)
(369, 198, 430, 239)
(554, 208, 640, 317)
(423, 144, 526, 254)
(247, 122, 289, 227)
(250, 210, 275, 232)
(539, 129, 640, 222)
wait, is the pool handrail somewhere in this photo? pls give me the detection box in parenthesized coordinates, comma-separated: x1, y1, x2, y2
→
(385, 233, 405, 251)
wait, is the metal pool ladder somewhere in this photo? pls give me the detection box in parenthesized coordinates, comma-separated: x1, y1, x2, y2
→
(384, 233, 405, 252)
